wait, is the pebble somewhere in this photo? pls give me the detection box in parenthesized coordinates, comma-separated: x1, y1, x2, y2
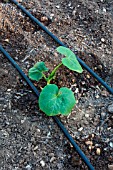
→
(25, 164, 32, 170)
(50, 13, 54, 18)
(50, 157, 56, 163)
(7, 89, 11, 92)
(78, 127, 83, 131)
(40, 160, 45, 167)
(4, 39, 9, 42)
(85, 141, 93, 146)
(54, 52, 58, 57)
(75, 88, 79, 93)
(40, 16, 48, 22)
(81, 81, 85, 85)
(33, 145, 38, 151)
(85, 114, 89, 118)
(56, 5, 60, 9)
(95, 94, 100, 99)
(21, 117, 26, 124)
(72, 9, 76, 16)
(109, 142, 113, 148)
(108, 164, 113, 170)
(103, 7, 106, 13)
(101, 90, 109, 96)
(101, 112, 106, 119)
(101, 38, 105, 42)
(86, 74, 90, 79)
(96, 148, 101, 155)
(108, 104, 113, 113)
(92, 134, 95, 138)
(89, 145, 92, 151)
(68, 2, 71, 7)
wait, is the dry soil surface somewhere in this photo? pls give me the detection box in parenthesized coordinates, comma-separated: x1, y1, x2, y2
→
(0, 0, 113, 170)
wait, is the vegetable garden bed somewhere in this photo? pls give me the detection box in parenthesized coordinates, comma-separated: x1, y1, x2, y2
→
(0, 0, 113, 170)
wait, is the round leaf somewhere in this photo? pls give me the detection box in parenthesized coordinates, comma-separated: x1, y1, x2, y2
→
(56, 46, 83, 73)
(39, 84, 76, 116)
(34, 62, 48, 72)
(29, 62, 48, 81)
(29, 67, 43, 81)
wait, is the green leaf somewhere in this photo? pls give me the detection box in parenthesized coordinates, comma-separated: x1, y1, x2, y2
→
(56, 46, 83, 73)
(39, 84, 76, 116)
(34, 62, 48, 72)
(28, 62, 48, 81)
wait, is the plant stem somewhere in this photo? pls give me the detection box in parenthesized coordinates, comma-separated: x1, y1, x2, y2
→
(47, 62, 62, 84)
(42, 73, 47, 81)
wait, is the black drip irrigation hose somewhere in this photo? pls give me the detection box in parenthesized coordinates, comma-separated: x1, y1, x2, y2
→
(10, 0, 113, 95)
(0, 45, 95, 170)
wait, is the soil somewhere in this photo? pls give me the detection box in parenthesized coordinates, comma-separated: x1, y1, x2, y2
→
(0, 0, 113, 170)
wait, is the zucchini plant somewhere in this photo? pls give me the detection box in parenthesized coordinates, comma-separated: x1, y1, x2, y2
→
(28, 46, 83, 116)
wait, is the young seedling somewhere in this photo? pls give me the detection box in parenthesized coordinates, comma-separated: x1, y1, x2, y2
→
(29, 46, 83, 116)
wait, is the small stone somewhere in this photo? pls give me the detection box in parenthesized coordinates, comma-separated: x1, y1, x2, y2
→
(78, 127, 83, 131)
(50, 13, 54, 18)
(107, 127, 111, 130)
(7, 89, 11, 92)
(86, 74, 90, 79)
(109, 142, 113, 148)
(96, 148, 101, 155)
(40, 16, 48, 22)
(103, 7, 106, 13)
(95, 94, 100, 98)
(40, 160, 45, 167)
(72, 9, 76, 16)
(98, 65, 103, 69)
(50, 157, 56, 163)
(21, 120, 24, 124)
(21, 117, 26, 124)
(108, 104, 113, 113)
(92, 134, 95, 138)
(85, 114, 89, 118)
(4, 39, 9, 42)
(54, 52, 58, 57)
(56, 5, 60, 9)
(25, 164, 32, 170)
(104, 147, 108, 151)
(101, 112, 106, 119)
(101, 90, 108, 96)
(85, 141, 93, 146)
(68, 2, 71, 7)
(49, 153, 54, 157)
(101, 38, 105, 42)
(108, 164, 113, 170)
(89, 145, 92, 151)
(36, 129, 40, 133)
(81, 81, 85, 85)
(33, 145, 38, 151)
(75, 88, 79, 93)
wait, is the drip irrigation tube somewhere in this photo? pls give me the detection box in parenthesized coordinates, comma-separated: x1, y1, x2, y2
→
(10, 0, 113, 95)
(0, 45, 95, 170)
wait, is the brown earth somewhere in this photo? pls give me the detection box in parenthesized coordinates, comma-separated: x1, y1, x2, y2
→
(0, 0, 113, 170)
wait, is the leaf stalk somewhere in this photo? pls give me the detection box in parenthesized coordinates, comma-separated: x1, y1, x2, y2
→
(47, 62, 62, 84)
